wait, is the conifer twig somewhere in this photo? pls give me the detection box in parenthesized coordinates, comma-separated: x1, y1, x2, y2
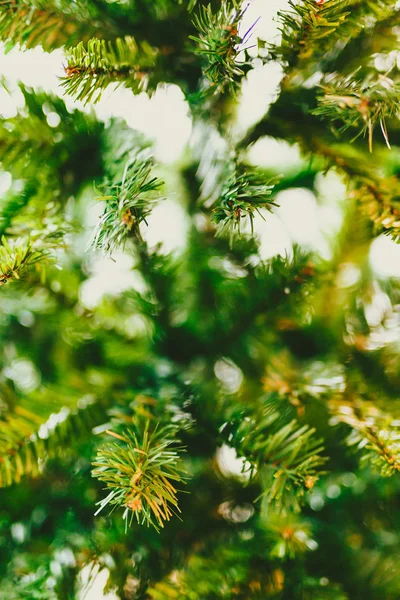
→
(0, 237, 47, 287)
(92, 423, 187, 531)
(89, 154, 165, 255)
(213, 164, 278, 245)
(190, 0, 249, 95)
(62, 36, 158, 104)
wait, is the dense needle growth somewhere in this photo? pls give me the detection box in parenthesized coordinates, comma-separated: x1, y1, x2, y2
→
(1, 1, 400, 599)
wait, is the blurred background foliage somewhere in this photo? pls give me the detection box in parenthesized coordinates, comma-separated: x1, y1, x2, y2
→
(0, 1, 400, 599)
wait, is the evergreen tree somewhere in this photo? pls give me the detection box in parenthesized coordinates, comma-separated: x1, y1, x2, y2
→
(1, 1, 400, 598)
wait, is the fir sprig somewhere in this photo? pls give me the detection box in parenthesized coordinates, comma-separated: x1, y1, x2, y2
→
(213, 165, 277, 244)
(272, 0, 396, 72)
(330, 397, 400, 476)
(89, 155, 164, 255)
(62, 36, 158, 104)
(307, 140, 400, 242)
(227, 399, 326, 514)
(271, 0, 352, 68)
(148, 527, 346, 599)
(0, 0, 106, 51)
(263, 512, 315, 559)
(0, 236, 47, 287)
(190, 1, 248, 94)
(314, 73, 400, 152)
(0, 391, 107, 488)
(92, 423, 187, 531)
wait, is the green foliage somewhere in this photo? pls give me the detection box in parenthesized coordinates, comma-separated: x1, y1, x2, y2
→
(147, 534, 273, 599)
(272, 0, 396, 73)
(62, 36, 158, 104)
(148, 528, 347, 599)
(1, 0, 400, 598)
(0, 195, 31, 239)
(314, 73, 400, 151)
(0, 0, 105, 51)
(190, 1, 246, 94)
(0, 567, 58, 600)
(213, 164, 277, 243)
(306, 141, 400, 242)
(92, 423, 187, 531)
(179, 0, 198, 10)
(0, 237, 47, 287)
(330, 397, 400, 476)
(0, 86, 103, 261)
(263, 512, 315, 559)
(0, 387, 107, 487)
(271, 0, 353, 68)
(89, 154, 164, 255)
(227, 397, 326, 514)
(0, 85, 102, 175)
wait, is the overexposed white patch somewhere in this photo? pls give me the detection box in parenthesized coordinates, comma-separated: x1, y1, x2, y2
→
(214, 358, 243, 394)
(364, 285, 392, 328)
(370, 236, 400, 278)
(247, 136, 304, 172)
(253, 210, 292, 260)
(11, 522, 26, 544)
(336, 264, 361, 289)
(3, 358, 41, 393)
(276, 187, 344, 259)
(234, 61, 284, 136)
(276, 188, 319, 246)
(0, 84, 25, 118)
(77, 563, 119, 600)
(141, 198, 189, 254)
(216, 443, 252, 481)
(240, 0, 290, 45)
(94, 84, 192, 163)
(0, 44, 192, 163)
(0, 46, 64, 93)
(79, 252, 142, 309)
(0, 171, 12, 194)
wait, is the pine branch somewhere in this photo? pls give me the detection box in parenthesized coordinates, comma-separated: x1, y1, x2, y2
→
(62, 36, 158, 105)
(100, 119, 153, 181)
(0, 85, 103, 180)
(92, 422, 187, 531)
(226, 398, 326, 514)
(0, 391, 107, 487)
(309, 141, 400, 242)
(213, 163, 277, 244)
(356, 177, 400, 243)
(148, 529, 348, 599)
(264, 512, 316, 560)
(0, 236, 47, 287)
(243, 87, 400, 243)
(0, 0, 109, 51)
(190, 0, 249, 95)
(328, 11, 400, 76)
(217, 248, 317, 352)
(89, 154, 164, 255)
(272, 0, 396, 75)
(329, 396, 400, 476)
(314, 73, 400, 152)
(271, 0, 353, 69)
(0, 113, 55, 176)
